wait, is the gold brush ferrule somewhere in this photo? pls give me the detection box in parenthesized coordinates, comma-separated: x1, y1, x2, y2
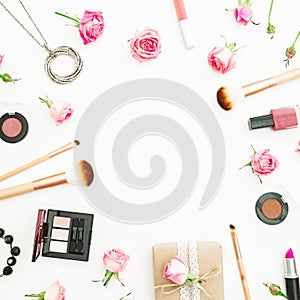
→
(242, 77, 276, 97)
(48, 141, 76, 158)
(33, 172, 68, 190)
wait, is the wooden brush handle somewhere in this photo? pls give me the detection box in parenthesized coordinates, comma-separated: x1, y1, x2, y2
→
(0, 182, 34, 200)
(0, 141, 76, 182)
(0, 155, 48, 182)
(237, 258, 251, 300)
(243, 67, 300, 97)
(274, 67, 300, 85)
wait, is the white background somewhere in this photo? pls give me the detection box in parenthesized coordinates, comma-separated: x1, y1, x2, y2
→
(1, 0, 300, 299)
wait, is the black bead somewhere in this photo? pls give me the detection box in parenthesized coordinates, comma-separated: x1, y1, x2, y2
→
(3, 266, 13, 276)
(7, 257, 16, 266)
(11, 246, 21, 256)
(4, 235, 13, 244)
(0, 228, 4, 238)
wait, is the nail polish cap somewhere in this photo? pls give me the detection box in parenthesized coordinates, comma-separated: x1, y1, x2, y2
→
(248, 114, 274, 130)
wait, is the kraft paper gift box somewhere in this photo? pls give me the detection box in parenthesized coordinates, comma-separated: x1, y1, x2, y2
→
(152, 241, 224, 300)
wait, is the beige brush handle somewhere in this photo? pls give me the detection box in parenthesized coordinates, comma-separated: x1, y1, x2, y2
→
(0, 182, 35, 200)
(243, 67, 300, 97)
(0, 155, 48, 182)
(274, 67, 300, 85)
(0, 141, 77, 182)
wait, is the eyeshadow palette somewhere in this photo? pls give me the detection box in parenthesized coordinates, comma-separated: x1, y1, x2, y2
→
(32, 209, 94, 262)
(0, 102, 28, 144)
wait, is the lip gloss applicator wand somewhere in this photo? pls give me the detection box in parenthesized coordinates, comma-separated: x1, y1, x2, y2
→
(285, 248, 300, 300)
(172, 0, 195, 49)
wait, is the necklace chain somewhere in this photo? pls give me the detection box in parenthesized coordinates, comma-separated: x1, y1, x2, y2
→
(0, 0, 48, 50)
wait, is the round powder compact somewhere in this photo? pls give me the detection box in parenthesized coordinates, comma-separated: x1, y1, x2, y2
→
(255, 192, 289, 225)
(0, 112, 28, 143)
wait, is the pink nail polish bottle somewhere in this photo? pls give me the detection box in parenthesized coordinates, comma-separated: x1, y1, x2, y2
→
(249, 106, 299, 131)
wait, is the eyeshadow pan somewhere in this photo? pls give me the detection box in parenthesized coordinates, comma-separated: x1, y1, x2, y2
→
(49, 241, 68, 253)
(53, 216, 71, 228)
(261, 198, 282, 219)
(51, 229, 69, 241)
(2, 118, 22, 137)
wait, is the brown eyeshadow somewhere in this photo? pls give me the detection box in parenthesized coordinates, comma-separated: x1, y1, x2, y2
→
(261, 198, 282, 219)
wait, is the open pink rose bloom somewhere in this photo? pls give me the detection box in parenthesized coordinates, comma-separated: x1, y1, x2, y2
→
(250, 149, 279, 176)
(103, 248, 130, 273)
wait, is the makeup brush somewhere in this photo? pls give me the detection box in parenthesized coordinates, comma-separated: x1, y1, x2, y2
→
(217, 67, 300, 110)
(229, 224, 251, 300)
(0, 140, 79, 182)
(0, 160, 94, 200)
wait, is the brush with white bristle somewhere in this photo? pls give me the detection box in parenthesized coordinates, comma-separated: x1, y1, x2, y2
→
(0, 160, 94, 200)
(217, 67, 300, 111)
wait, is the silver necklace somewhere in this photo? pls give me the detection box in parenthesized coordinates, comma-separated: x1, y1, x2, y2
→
(0, 0, 83, 84)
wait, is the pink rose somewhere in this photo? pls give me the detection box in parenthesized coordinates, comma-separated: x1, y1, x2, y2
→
(39, 97, 74, 126)
(50, 101, 74, 126)
(44, 281, 65, 300)
(234, 6, 253, 25)
(163, 256, 189, 284)
(103, 249, 130, 273)
(250, 149, 279, 176)
(0, 54, 3, 66)
(130, 27, 161, 62)
(79, 10, 105, 45)
(207, 46, 236, 74)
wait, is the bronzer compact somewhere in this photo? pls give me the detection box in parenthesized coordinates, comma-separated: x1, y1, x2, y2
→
(0, 102, 28, 143)
(255, 192, 289, 225)
(32, 209, 94, 262)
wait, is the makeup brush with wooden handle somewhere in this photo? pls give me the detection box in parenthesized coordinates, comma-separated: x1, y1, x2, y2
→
(0, 160, 94, 200)
(0, 140, 79, 182)
(217, 67, 300, 111)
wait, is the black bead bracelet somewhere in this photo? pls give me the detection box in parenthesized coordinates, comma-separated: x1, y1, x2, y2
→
(0, 228, 20, 277)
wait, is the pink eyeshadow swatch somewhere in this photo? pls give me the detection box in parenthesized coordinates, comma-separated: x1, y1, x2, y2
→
(2, 118, 22, 137)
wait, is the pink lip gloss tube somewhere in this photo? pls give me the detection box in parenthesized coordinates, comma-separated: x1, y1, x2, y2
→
(173, 0, 195, 49)
(248, 106, 300, 131)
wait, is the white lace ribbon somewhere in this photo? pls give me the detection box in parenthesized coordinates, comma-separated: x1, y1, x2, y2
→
(177, 241, 200, 300)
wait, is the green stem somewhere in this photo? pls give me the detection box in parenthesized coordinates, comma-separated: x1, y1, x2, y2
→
(39, 97, 53, 109)
(24, 293, 43, 298)
(103, 270, 114, 287)
(55, 12, 80, 25)
(292, 31, 300, 48)
(120, 292, 132, 300)
(268, 0, 274, 24)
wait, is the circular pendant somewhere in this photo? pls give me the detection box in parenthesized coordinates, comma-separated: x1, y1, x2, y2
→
(44, 46, 83, 85)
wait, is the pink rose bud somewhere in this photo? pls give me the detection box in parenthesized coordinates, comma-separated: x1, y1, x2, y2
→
(44, 281, 65, 300)
(39, 97, 74, 126)
(103, 249, 130, 273)
(50, 101, 74, 126)
(79, 10, 105, 45)
(0, 54, 3, 66)
(130, 27, 161, 62)
(250, 149, 279, 176)
(234, 6, 253, 25)
(163, 256, 189, 284)
(207, 46, 237, 74)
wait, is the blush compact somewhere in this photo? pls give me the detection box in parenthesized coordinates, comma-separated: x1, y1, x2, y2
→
(255, 192, 289, 225)
(0, 102, 28, 143)
(32, 209, 94, 262)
